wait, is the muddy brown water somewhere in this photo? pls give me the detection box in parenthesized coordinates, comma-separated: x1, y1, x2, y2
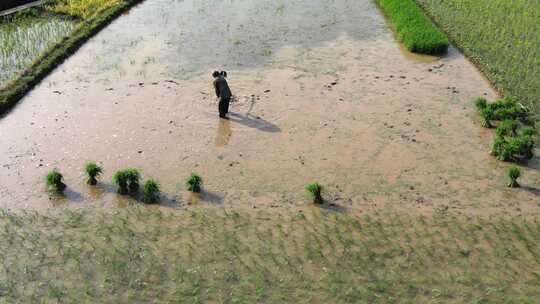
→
(0, 0, 538, 216)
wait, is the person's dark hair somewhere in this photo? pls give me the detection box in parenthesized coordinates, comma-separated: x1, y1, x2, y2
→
(212, 71, 220, 78)
(220, 71, 227, 78)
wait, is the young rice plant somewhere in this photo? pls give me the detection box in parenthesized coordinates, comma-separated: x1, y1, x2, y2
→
(507, 166, 521, 188)
(142, 179, 160, 203)
(113, 168, 140, 194)
(45, 169, 66, 192)
(306, 182, 323, 204)
(84, 162, 103, 185)
(186, 172, 202, 193)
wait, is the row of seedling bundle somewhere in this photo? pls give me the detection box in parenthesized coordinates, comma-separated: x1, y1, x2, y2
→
(475, 96, 537, 187)
(45, 162, 326, 204)
(45, 162, 203, 203)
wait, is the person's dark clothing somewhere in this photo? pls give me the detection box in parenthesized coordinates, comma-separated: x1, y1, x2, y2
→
(214, 76, 232, 100)
(214, 76, 232, 117)
(219, 97, 230, 117)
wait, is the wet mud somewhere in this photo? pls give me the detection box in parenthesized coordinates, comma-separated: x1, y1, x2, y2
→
(0, 0, 538, 216)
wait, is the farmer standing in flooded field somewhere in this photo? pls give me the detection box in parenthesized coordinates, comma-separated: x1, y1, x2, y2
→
(213, 71, 232, 118)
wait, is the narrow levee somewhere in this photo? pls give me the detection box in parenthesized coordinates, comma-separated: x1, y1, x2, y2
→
(0, 0, 538, 216)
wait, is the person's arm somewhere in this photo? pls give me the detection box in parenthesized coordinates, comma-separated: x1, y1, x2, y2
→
(214, 80, 220, 98)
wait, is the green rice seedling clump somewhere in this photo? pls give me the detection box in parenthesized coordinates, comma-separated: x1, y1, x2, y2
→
(507, 135, 534, 160)
(490, 136, 511, 161)
(376, 0, 448, 55)
(491, 97, 529, 123)
(491, 134, 534, 161)
(113, 170, 129, 194)
(186, 172, 202, 193)
(520, 126, 537, 137)
(476, 96, 536, 163)
(496, 120, 519, 138)
(475, 97, 494, 128)
(306, 182, 323, 204)
(45, 169, 66, 192)
(475, 97, 487, 111)
(125, 169, 140, 191)
(507, 166, 521, 188)
(476, 97, 532, 128)
(480, 107, 495, 128)
(113, 168, 140, 194)
(84, 162, 103, 185)
(142, 179, 160, 203)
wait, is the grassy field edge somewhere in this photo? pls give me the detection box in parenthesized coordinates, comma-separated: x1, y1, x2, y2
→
(414, 0, 540, 114)
(0, 0, 144, 116)
(375, 0, 448, 55)
(413, 0, 500, 96)
(1, 207, 539, 302)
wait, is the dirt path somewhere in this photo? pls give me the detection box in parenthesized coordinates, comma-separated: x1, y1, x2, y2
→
(0, 0, 538, 216)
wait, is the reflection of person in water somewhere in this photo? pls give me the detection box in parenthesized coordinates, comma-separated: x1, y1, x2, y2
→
(215, 118, 232, 147)
(212, 70, 232, 118)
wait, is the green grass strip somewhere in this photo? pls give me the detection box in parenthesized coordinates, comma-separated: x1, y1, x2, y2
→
(376, 0, 449, 55)
(0, 0, 144, 116)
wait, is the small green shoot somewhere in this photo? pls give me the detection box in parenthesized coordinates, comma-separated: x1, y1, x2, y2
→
(496, 120, 519, 138)
(520, 126, 537, 137)
(491, 136, 511, 161)
(142, 179, 160, 203)
(186, 173, 202, 193)
(306, 182, 323, 204)
(507, 166, 521, 188)
(84, 162, 103, 185)
(474, 97, 487, 111)
(113, 168, 140, 194)
(45, 169, 66, 193)
(480, 107, 495, 128)
(125, 169, 140, 191)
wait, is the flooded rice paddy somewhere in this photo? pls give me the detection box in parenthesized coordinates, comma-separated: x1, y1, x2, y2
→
(0, 13, 75, 86)
(0, 0, 538, 216)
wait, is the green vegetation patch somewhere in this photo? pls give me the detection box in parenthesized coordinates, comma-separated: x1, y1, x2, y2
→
(416, 0, 540, 113)
(475, 96, 536, 162)
(0, 208, 538, 302)
(142, 178, 160, 203)
(84, 161, 103, 185)
(376, 0, 448, 55)
(186, 172, 202, 193)
(45, 168, 66, 192)
(507, 165, 521, 188)
(306, 182, 323, 204)
(113, 168, 140, 194)
(48, 0, 122, 19)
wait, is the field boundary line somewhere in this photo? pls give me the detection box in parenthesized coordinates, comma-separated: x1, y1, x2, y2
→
(0, 1, 44, 17)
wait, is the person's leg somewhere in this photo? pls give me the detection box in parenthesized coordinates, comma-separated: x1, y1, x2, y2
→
(224, 97, 230, 114)
(219, 98, 226, 118)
